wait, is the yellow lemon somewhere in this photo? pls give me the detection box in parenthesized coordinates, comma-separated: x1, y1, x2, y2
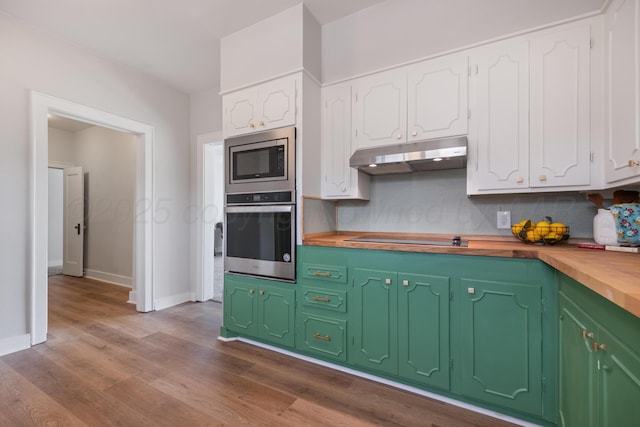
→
(526, 230, 538, 242)
(545, 232, 559, 241)
(536, 221, 551, 237)
(550, 222, 567, 235)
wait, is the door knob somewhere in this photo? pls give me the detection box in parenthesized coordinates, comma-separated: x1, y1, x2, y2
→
(629, 160, 640, 167)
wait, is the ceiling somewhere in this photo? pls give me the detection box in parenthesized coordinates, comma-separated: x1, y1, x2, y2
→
(0, 0, 386, 94)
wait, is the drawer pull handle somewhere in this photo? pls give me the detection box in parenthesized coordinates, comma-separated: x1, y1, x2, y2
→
(312, 296, 330, 303)
(313, 271, 331, 277)
(313, 333, 331, 342)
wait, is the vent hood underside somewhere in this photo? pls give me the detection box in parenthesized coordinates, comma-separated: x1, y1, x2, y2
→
(349, 136, 467, 175)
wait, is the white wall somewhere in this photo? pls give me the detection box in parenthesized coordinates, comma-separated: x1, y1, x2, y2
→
(321, 0, 604, 83)
(47, 168, 63, 267)
(0, 11, 191, 342)
(75, 126, 136, 280)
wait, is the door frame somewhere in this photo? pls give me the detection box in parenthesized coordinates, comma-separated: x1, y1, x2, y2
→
(195, 131, 223, 301)
(30, 91, 154, 345)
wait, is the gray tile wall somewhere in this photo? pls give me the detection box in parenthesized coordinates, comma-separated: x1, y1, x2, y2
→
(337, 169, 596, 238)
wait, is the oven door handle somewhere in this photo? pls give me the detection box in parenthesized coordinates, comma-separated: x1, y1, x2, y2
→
(225, 205, 294, 214)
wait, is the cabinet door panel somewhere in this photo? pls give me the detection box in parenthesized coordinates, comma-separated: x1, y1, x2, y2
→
(460, 279, 542, 416)
(351, 268, 398, 375)
(598, 328, 640, 427)
(408, 55, 468, 140)
(530, 25, 591, 188)
(472, 41, 530, 191)
(299, 314, 347, 362)
(605, 0, 640, 183)
(258, 286, 295, 347)
(224, 277, 257, 336)
(558, 293, 597, 427)
(223, 89, 258, 137)
(353, 69, 407, 148)
(259, 77, 296, 130)
(398, 273, 450, 390)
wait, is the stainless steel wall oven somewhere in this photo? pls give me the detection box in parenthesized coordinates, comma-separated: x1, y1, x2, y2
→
(224, 127, 296, 282)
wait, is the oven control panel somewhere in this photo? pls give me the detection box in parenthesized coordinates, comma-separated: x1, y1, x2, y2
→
(226, 191, 293, 205)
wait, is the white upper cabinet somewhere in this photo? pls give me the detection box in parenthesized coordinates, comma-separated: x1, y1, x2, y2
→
(407, 54, 469, 141)
(353, 68, 407, 148)
(530, 24, 592, 188)
(223, 76, 296, 137)
(469, 41, 530, 193)
(352, 53, 469, 150)
(321, 82, 370, 200)
(468, 21, 593, 195)
(605, 0, 640, 184)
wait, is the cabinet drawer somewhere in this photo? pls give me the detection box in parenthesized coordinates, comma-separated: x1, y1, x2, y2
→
(301, 263, 347, 284)
(299, 314, 347, 362)
(301, 288, 347, 313)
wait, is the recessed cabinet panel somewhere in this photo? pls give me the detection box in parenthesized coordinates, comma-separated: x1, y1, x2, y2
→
(471, 41, 530, 191)
(605, 0, 640, 183)
(460, 278, 543, 416)
(530, 25, 591, 188)
(398, 273, 450, 390)
(408, 55, 468, 140)
(299, 314, 347, 362)
(301, 288, 347, 312)
(258, 287, 295, 347)
(351, 269, 398, 375)
(224, 279, 258, 336)
(353, 69, 407, 148)
(224, 90, 259, 137)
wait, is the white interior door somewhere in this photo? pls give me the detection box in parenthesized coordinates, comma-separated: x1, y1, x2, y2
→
(63, 166, 84, 277)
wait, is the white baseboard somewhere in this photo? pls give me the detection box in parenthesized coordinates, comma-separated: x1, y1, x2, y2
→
(48, 260, 62, 268)
(128, 290, 137, 305)
(0, 333, 31, 357)
(154, 292, 191, 311)
(84, 269, 132, 287)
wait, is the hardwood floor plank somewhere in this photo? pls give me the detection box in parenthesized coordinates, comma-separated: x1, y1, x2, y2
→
(0, 360, 87, 427)
(280, 398, 379, 427)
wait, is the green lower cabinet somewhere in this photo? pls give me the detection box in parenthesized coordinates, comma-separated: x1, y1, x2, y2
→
(459, 278, 543, 416)
(352, 268, 398, 376)
(224, 275, 295, 348)
(352, 268, 451, 390)
(398, 273, 450, 390)
(559, 275, 640, 427)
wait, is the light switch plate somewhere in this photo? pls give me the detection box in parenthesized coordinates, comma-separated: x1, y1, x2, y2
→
(497, 211, 511, 229)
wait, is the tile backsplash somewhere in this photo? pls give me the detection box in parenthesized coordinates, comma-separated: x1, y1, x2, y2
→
(336, 169, 596, 238)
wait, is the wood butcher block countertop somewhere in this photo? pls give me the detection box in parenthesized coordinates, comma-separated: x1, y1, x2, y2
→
(303, 231, 640, 318)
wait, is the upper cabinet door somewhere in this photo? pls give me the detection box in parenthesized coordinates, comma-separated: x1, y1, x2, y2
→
(223, 76, 296, 137)
(353, 68, 407, 149)
(223, 88, 259, 137)
(470, 41, 530, 192)
(407, 54, 469, 141)
(605, 0, 640, 184)
(258, 77, 296, 131)
(530, 24, 592, 188)
(321, 83, 370, 200)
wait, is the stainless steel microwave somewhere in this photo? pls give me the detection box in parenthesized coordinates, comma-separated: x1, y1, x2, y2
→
(225, 126, 295, 196)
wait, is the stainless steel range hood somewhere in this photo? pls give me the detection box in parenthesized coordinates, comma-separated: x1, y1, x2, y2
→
(350, 136, 467, 175)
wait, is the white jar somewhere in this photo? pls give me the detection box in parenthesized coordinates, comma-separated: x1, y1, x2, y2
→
(593, 209, 618, 245)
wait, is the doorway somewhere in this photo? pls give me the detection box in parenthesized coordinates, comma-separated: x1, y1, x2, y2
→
(31, 91, 154, 345)
(195, 132, 224, 303)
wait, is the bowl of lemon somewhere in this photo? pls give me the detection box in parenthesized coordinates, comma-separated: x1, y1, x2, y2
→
(511, 217, 569, 244)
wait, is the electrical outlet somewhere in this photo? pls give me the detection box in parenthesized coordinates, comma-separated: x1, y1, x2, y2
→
(497, 211, 511, 229)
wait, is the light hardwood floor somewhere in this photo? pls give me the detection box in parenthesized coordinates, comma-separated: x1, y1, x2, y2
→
(0, 275, 518, 426)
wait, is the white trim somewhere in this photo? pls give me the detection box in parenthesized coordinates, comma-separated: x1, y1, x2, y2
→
(220, 337, 541, 427)
(30, 91, 155, 345)
(154, 292, 192, 311)
(0, 334, 31, 357)
(194, 131, 223, 302)
(84, 269, 132, 288)
(128, 290, 137, 305)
